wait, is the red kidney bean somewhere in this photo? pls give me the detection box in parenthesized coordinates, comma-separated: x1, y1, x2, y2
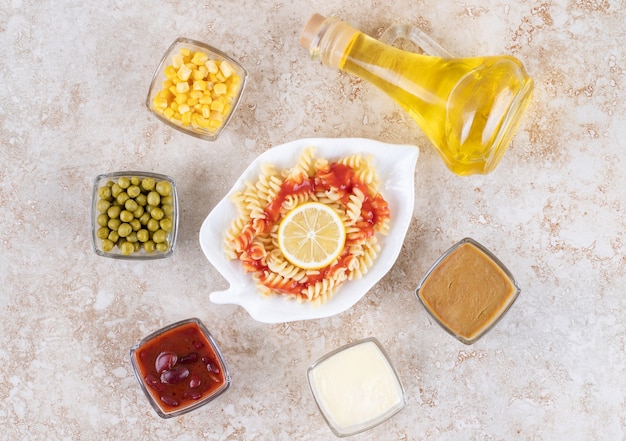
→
(144, 374, 164, 392)
(183, 390, 202, 400)
(155, 351, 178, 373)
(178, 352, 198, 364)
(189, 374, 201, 388)
(160, 395, 179, 407)
(193, 341, 205, 350)
(160, 366, 190, 385)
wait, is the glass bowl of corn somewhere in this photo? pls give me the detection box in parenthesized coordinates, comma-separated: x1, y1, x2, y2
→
(146, 37, 248, 141)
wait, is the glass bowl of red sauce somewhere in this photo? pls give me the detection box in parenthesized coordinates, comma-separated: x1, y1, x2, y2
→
(129, 318, 230, 418)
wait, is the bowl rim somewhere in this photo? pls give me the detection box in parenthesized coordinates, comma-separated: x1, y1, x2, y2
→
(129, 317, 231, 419)
(91, 170, 179, 260)
(145, 36, 249, 141)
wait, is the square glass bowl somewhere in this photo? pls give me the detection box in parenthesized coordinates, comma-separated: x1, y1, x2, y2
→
(415, 237, 521, 345)
(307, 338, 406, 437)
(129, 318, 231, 419)
(146, 37, 248, 141)
(91, 171, 179, 260)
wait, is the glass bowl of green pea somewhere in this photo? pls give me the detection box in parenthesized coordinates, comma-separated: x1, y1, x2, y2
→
(91, 171, 179, 260)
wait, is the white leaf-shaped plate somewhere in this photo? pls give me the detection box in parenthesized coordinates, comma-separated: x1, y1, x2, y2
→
(199, 138, 419, 323)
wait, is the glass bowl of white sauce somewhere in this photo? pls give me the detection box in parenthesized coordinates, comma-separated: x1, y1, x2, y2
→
(306, 337, 406, 437)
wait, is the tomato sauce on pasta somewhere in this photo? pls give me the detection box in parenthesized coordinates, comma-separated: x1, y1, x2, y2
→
(224, 147, 390, 304)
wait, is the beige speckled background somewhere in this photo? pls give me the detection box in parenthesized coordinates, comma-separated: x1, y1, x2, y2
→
(1, 0, 625, 440)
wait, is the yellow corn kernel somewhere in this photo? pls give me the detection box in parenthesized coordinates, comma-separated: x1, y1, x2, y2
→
(202, 104, 211, 119)
(227, 84, 240, 97)
(194, 103, 202, 112)
(175, 94, 188, 105)
(176, 82, 190, 93)
(170, 102, 179, 112)
(172, 53, 185, 69)
(178, 103, 191, 114)
(216, 72, 226, 82)
(190, 90, 204, 100)
(219, 60, 235, 78)
(199, 95, 212, 105)
(153, 96, 168, 109)
(208, 118, 222, 129)
(163, 107, 175, 118)
(157, 89, 173, 100)
(196, 65, 209, 80)
(168, 85, 178, 96)
(186, 97, 199, 107)
(192, 79, 207, 91)
(192, 51, 209, 65)
(161, 79, 174, 90)
(210, 99, 224, 112)
(206, 59, 219, 74)
(213, 82, 227, 96)
(210, 110, 224, 121)
(177, 64, 192, 81)
(180, 47, 192, 57)
(164, 65, 177, 80)
(181, 111, 192, 126)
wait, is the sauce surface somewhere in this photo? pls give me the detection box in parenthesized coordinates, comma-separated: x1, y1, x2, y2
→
(133, 321, 227, 414)
(419, 242, 517, 341)
(309, 340, 404, 432)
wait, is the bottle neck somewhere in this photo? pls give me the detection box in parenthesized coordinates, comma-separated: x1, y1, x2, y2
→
(300, 15, 360, 69)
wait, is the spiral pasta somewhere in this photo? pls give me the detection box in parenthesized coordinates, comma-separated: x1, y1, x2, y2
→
(224, 146, 390, 304)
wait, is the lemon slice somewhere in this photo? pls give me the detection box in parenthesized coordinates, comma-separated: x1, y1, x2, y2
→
(278, 202, 346, 270)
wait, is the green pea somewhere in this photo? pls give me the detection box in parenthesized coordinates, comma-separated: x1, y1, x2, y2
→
(96, 227, 110, 239)
(156, 181, 172, 196)
(107, 205, 121, 219)
(133, 206, 144, 218)
(119, 241, 134, 255)
(126, 197, 139, 212)
(147, 191, 160, 207)
(147, 218, 159, 232)
(144, 240, 156, 253)
(118, 223, 132, 238)
(139, 212, 151, 225)
(126, 231, 138, 243)
(96, 199, 111, 212)
(127, 185, 141, 198)
(163, 204, 175, 218)
(156, 242, 169, 252)
(116, 192, 130, 206)
(161, 195, 173, 205)
(150, 207, 164, 220)
(97, 213, 109, 227)
(135, 193, 147, 207)
(159, 218, 173, 232)
(117, 176, 130, 189)
(107, 218, 121, 231)
(101, 239, 115, 252)
(141, 177, 156, 192)
(119, 210, 134, 223)
(130, 176, 141, 186)
(137, 229, 150, 242)
(111, 183, 122, 198)
(130, 219, 141, 231)
(98, 186, 112, 200)
(153, 229, 167, 243)
(108, 230, 119, 242)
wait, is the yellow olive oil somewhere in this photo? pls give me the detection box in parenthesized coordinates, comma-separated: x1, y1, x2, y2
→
(300, 14, 533, 175)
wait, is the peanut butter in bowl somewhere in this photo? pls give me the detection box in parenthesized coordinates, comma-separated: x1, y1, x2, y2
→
(416, 237, 520, 344)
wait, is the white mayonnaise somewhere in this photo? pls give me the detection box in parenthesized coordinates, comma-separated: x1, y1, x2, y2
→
(309, 340, 404, 432)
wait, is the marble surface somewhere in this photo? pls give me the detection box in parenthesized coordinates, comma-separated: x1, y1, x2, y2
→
(1, 1, 625, 440)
